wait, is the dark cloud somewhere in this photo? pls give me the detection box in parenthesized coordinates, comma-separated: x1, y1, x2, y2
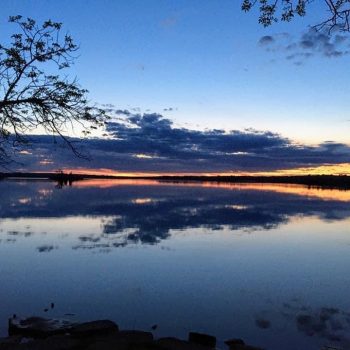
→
(259, 35, 275, 46)
(114, 109, 132, 116)
(5, 111, 350, 173)
(299, 29, 348, 58)
(259, 28, 350, 64)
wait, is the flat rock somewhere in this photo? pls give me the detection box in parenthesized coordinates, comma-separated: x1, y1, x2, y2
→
(188, 333, 216, 349)
(85, 338, 128, 350)
(225, 339, 245, 350)
(115, 330, 153, 343)
(225, 339, 245, 345)
(226, 345, 264, 350)
(24, 335, 81, 350)
(157, 337, 212, 350)
(85, 331, 153, 350)
(0, 337, 24, 350)
(8, 317, 76, 338)
(0, 344, 23, 350)
(224, 338, 265, 350)
(70, 320, 119, 337)
(0, 337, 22, 345)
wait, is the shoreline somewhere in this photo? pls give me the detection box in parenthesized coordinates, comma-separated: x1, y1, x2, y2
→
(2, 316, 263, 350)
(1, 172, 350, 190)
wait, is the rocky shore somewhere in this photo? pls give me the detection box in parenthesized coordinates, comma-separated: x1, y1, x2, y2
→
(0, 316, 264, 350)
(1, 316, 345, 350)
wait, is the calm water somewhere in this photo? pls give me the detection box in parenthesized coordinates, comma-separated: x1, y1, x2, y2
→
(1, 179, 350, 350)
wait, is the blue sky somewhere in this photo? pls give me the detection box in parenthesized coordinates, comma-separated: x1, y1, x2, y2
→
(1, 1, 350, 173)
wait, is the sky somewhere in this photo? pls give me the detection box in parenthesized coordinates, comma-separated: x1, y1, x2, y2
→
(1, 0, 350, 175)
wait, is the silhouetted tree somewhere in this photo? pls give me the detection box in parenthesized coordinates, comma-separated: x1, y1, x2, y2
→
(242, 0, 350, 32)
(0, 15, 108, 164)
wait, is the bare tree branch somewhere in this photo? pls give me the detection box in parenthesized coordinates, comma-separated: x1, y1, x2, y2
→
(241, 0, 350, 33)
(0, 15, 110, 164)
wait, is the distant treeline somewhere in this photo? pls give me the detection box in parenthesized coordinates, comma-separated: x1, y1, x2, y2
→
(155, 175, 350, 190)
(0, 172, 350, 189)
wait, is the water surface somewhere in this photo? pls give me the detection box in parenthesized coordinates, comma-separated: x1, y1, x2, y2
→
(1, 179, 350, 350)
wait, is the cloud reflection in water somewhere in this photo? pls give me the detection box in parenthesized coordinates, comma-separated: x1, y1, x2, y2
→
(1, 180, 350, 251)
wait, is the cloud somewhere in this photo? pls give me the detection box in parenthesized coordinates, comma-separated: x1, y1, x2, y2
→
(299, 29, 348, 57)
(2, 179, 350, 249)
(279, 302, 350, 343)
(5, 111, 350, 173)
(114, 109, 132, 116)
(259, 35, 275, 46)
(37, 245, 57, 253)
(259, 28, 350, 64)
(163, 107, 177, 112)
(160, 16, 178, 28)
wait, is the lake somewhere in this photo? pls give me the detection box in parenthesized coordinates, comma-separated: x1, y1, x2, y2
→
(0, 179, 350, 350)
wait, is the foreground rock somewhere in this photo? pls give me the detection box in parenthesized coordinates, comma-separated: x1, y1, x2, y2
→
(188, 332, 216, 348)
(225, 338, 264, 350)
(70, 320, 119, 338)
(1, 316, 268, 350)
(157, 337, 214, 350)
(85, 331, 154, 350)
(8, 317, 76, 338)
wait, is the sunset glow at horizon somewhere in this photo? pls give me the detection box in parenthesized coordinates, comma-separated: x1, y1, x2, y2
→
(61, 162, 350, 177)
